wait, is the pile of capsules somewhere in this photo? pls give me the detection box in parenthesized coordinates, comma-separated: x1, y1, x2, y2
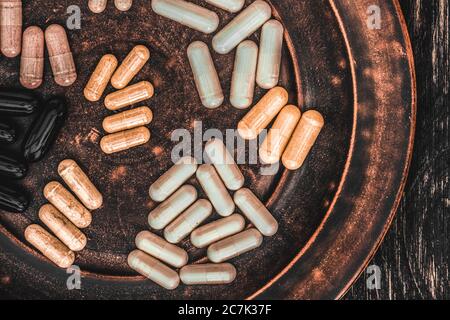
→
(25, 159, 103, 268)
(128, 138, 278, 289)
(88, 0, 133, 13)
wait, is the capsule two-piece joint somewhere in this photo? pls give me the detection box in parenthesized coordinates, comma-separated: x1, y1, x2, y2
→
(20, 26, 44, 89)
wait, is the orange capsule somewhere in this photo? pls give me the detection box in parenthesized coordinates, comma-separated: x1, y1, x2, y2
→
(104, 81, 154, 111)
(84, 54, 118, 102)
(88, 0, 108, 13)
(45, 24, 77, 87)
(0, 0, 22, 57)
(102, 106, 153, 133)
(111, 45, 150, 89)
(100, 126, 150, 154)
(20, 26, 44, 89)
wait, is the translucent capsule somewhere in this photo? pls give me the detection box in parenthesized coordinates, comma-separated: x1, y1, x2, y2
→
(237, 86, 288, 140)
(103, 106, 152, 134)
(135, 231, 188, 268)
(164, 199, 213, 244)
(212, 0, 271, 54)
(111, 45, 150, 89)
(190, 214, 245, 248)
(230, 40, 258, 109)
(259, 105, 301, 164)
(128, 250, 180, 290)
(114, 0, 132, 11)
(44, 181, 92, 229)
(180, 263, 237, 285)
(149, 156, 198, 202)
(207, 228, 263, 263)
(20, 26, 44, 89)
(256, 20, 284, 89)
(104, 81, 154, 111)
(25, 224, 75, 269)
(205, 0, 244, 13)
(282, 110, 324, 170)
(152, 0, 219, 34)
(205, 139, 244, 191)
(88, 0, 107, 13)
(58, 159, 103, 210)
(196, 164, 235, 217)
(100, 126, 150, 154)
(84, 54, 118, 102)
(0, 0, 22, 57)
(148, 185, 197, 230)
(45, 24, 77, 87)
(187, 41, 224, 109)
(234, 188, 278, 236)
(38, 204, 87, 252)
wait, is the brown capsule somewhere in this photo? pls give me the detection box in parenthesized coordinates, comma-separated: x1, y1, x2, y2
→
(88, 0, 108, 13)
(24, 224, 75, 269)
(100, 126, 150, 154)
(84, 54, 118, 102)
(38, 204, 87, 252)
(45, 24, 77, 87)
(114, 0, 133, 11)
(111, 45, 149, 89)
(0, 0, 22, 57)
(104, 81, 154, 111)
(102, 106, 153, 133)
(282, 110, 324, 170)
(20, 26, 44, 89)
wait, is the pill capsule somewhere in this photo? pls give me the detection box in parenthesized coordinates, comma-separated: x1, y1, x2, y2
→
(0, 184, 29, 213)
(152, 0, 219, 34)
(45, 24, 77, 87)
(0, 122, 16, 144)
(196, 165, 235, 217)
(111, 45, 150, 89)
(187, 41, 224, 109)
(180, 263, 237, 285)
(234, 188, 278, 236)
(23, 97, 67, 163)
(237, 86, 288, 140)
(207, 228, 263, 263)
(190, 214, 245, 248)
(0, 154, 28, 179)
(205, 139, 244, 191)
(205, 0, 244, 13)
(164, 199, 213, 244)
(88, 0, 107, 13)
(230, 40, 258, 109)
(114, 0, 132, 11)
(20, 26, 44, 89)
(256, 20, 284, 89)
(259, 105, 301, 164)
(149, 156, 198, 202)
(0, 89, 39, 116)
(38, 204, 87, 252)
(128, 250, 180, 290)
(100, 126, 150, 154)
(25, 225, 75, 268)
(0, 0, 22, 57)
(282, 110, 324, 170)
(44, 181, 92, 229)
(58, 159, 103, 210)
(84, 54, 118, 102)
(212, 0, 271, 54)
(135, 231, 188, 268)
(104, 81, 154, 111)
(103, 106, 153, 134)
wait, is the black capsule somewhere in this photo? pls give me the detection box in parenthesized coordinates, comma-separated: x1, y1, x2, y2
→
(0, 88, 40, 116)
(0, 184, 30, 213)
(0, 122, 17, 144)
(23, 97, 67, 162)
(0, 154, 28, 179)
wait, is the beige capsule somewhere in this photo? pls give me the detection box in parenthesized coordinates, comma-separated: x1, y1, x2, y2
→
(44, 181, 92, 229)
(20, 26, 44, 89)
(282, 110, 324, 170)
(0, 0, 22, 57)
(111, 45, 150, 89)
(104, 81, 154, 111)
(88, 0, 108, 13)
(25, 224, 75, 269)
(114, 0, 132, 11)
(238, 86, 289, 140)
(58, 159, 103, 210)
(128, 250, 180, 290)
(45, 24, 77, 87)
(84, 54, 118, 102)
(103, 106, 153, 133)
(135, 231, 188, 268)
(100, 126, 150, 154)
(180, 263, 237, 285)
(38, 204, 87, 252)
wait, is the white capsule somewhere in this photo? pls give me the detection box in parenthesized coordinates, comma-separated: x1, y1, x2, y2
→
(128, 250, 180, 290)
(207, 228, 263, 263)
(212, 0, 271, 54)
(187, 41, 224, 109)
(180, 263, 237, 285)
(204, 0, 244, 13)
(196, 164, 234, 217)
(164, 199, 213, 244)
(205, 139, 244, 191)
(190, 214, 246, 248)
(152, 0, 219, 34)
(148, 185, 197, 230)
(149, 156, 198, 202)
